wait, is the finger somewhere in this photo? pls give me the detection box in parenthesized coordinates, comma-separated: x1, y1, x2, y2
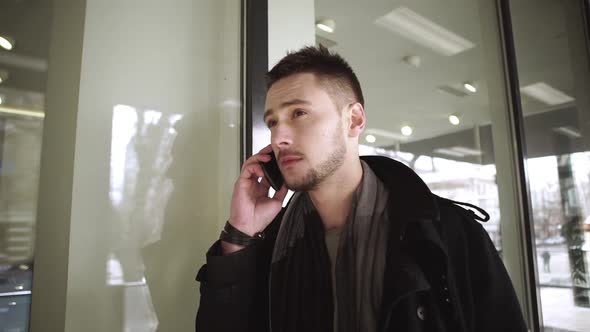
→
(258, 144, 273, 154)
(239, 163, 264, 180)
(273, 184, 289, 202)
(241, 152, 272, 171)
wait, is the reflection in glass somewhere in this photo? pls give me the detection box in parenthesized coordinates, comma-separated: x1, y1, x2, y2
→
(107, 104, 182, 331)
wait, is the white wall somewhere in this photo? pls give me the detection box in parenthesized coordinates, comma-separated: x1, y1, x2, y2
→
(268, 0, 316, 69)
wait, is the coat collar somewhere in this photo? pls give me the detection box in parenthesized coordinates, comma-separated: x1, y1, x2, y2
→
(360, 155, 440, 223)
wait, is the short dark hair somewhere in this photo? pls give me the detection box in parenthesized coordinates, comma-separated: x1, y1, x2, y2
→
(266, 45, 365, 108)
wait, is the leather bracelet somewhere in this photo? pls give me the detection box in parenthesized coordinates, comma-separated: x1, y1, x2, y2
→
(219, 221, 265, 247)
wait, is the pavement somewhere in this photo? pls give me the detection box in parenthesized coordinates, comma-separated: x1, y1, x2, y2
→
(536, 245, 590, 331)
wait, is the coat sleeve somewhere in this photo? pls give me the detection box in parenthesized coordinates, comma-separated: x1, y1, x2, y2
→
(461, 209, 529, 332)
(194, 239, 272, 332)
(194, 209, 286, 332)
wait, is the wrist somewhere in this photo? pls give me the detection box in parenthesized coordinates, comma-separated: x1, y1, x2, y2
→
(220, 220, 265, 247)
(228, 219, 256, 236)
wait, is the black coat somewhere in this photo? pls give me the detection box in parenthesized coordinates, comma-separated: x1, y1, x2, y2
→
(195, 156, 528, 332)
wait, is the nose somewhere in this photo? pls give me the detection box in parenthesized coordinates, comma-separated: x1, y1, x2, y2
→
(270, 123, 293, 150)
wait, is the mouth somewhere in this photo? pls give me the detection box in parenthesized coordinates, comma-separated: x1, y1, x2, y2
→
(279, 155, 303, 168)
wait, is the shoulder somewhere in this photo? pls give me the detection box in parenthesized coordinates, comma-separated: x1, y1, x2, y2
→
(434, 195, 493, 243)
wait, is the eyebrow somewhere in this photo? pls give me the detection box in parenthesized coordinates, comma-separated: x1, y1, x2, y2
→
(263, 99, 311, 122)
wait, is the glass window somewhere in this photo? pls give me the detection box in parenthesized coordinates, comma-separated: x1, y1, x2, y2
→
(313, 0, 534, 323)
(314, 0, 516, 254)
(0, 0, 51, 330)
(2, 0, 242, 330)
(510, 0, 590, 330)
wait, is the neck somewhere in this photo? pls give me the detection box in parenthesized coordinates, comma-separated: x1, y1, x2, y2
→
(308, 156, 363, 230)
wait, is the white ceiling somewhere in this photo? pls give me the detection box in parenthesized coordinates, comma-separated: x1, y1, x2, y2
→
(315, 0, 577, 145)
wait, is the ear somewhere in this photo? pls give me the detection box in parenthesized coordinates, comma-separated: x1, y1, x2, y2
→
(347, 102, 366, 138)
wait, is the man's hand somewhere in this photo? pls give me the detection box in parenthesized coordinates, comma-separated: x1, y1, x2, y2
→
(222, 144, 288, 255)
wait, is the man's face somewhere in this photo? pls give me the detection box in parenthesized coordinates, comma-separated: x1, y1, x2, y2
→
(264, 73, 348, 191)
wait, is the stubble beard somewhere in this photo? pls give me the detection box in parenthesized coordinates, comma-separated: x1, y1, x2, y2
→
(285, 131, 347, 192)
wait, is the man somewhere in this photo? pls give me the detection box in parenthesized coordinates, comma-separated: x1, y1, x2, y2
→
(195, 46, 527, 332)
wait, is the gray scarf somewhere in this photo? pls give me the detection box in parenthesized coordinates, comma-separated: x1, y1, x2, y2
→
(272, 160, 390, 331)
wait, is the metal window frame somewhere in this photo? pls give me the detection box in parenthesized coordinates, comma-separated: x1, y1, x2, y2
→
(495, 1, 542, 330)
(241, 0, 268, 163)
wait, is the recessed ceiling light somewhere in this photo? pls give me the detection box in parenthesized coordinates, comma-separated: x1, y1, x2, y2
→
(401, 125, 413, 136)
(375, 7, 475, 56)
(15, 285, 24, 290)
(449, 114, 460, 125)
(18, 264, 29, 270)
(316, 18, 335, 33)
(8, 302, 16, 306)
(463, 82, 477, 93)
(521, 82, 575, 105)
(0, 96, 3, 105)
(0, 36, 14, 51)
(365, 134, 376, 143)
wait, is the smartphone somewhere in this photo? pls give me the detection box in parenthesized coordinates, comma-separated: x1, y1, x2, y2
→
(261, 153, 284, 191)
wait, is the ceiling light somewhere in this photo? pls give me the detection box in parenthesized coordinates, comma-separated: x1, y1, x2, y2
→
(15, 285, 24, 290)
(401, 125, 413, 136)
(0, 96, 3, 105)
(8, 302, 16, 306)
(0, 36, 14, 51)
(18, 264, 29, 270)
(0, 106, 44, 118)
(375, 7, 475, 56)
(434, 148, 465, 157)
(437, 85, 468, 97)
(521, 82, 575, 105)
(449, 114, 460, 125)
(316, 19, 335, 33)
(365, 134, 376, 143)
(463, 82, 477, 93)
(553, 126, 582, 138)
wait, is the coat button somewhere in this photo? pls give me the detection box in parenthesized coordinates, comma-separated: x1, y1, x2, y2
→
(417, 306, 426, 321)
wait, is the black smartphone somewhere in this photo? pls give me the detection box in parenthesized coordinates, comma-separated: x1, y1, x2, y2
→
(261, 153, 284, 191)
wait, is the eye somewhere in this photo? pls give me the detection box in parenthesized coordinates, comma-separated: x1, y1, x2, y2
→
(266, 119, 277, 128)
(293, 109, 306, 118)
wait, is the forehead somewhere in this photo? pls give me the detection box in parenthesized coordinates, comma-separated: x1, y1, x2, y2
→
(265, 73, 332, 110)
